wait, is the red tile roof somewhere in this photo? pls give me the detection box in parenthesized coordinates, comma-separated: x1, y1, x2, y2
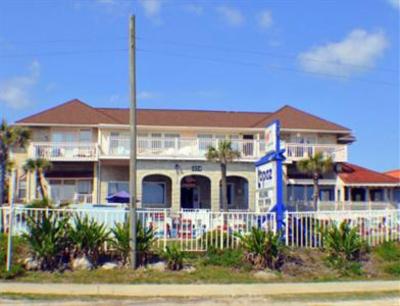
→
(338, 163, 399, 185)
(384, 170, 400, 180)
(16, 99, 350, 131)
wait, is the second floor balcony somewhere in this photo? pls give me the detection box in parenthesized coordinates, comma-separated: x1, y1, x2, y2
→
(102, 136, 264, 161)
(284, 143, 347, 162)
(29, 142, 98, 161)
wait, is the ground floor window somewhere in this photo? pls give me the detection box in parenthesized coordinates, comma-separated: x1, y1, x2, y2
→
(49, 179, 92, 204)
(108, 181, 129, 196)
(370, 189, 383, 201)
(17, 177, 27, 200)
(287, 185, 335, 202)
(142, 182, 166, 205)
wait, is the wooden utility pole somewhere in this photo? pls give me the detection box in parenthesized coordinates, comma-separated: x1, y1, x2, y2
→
(129, 15, 137, 269)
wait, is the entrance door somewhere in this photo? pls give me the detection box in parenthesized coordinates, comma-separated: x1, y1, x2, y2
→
(181, 186, 200, 209)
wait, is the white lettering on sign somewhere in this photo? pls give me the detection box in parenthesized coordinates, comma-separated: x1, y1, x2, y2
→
(256, 161, 277, 211)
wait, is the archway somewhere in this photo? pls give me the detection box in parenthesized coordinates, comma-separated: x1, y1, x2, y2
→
(142, 174, 172, 208)
(180, 175, 211, 209)
(220, 176, 249, 210)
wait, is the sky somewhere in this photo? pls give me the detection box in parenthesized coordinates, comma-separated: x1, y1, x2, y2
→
(0, 0, 399, 172)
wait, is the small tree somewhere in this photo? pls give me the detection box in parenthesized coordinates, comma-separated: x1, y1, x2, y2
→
(0, 119, 31, 204)
(206, 140, 240, 212)
(297, 152, 333, 208)
(23, 158, 52, 200)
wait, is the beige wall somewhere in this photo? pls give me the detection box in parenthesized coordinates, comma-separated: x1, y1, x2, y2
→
(99, 160, 256, 211)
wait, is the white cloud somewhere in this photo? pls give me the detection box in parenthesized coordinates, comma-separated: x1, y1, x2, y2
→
(140, 0, 163, 18)
(217, 6, 244, 27)
(257, 10, 273, 29)
(0, 60, 40, 110)
(298, 29, 388, 77)
(387, 0, 400, 9)
(138, 91, 158, 100)
(96, 0, 116, 4)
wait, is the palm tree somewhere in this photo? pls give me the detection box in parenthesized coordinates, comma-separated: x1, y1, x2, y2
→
(206, 140, 240, 212)
(23, 158, 52, 200)
(296, 152, 333, 208)
(0, 119, 31, 204)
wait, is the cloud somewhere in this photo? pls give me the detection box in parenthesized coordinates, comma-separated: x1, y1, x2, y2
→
(387, 0, 400, 9)
(257, 10, 273, 29)
(217, 6, 244, 27)
(298, 29, 388, 77)
(140, 0, 163, 19)
(0, 60, 40, 110)
(138, 91, 158, 100)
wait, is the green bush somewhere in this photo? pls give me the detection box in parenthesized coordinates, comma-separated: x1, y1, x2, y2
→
(26, 197, 53, 208)
(22, 213, 70, 271)
(374, 241, 400, 262)
(68, 215, 110, 265)
(384, 262, 400, 276)
(162, 244, 185, 271)
(203, 247, 243, 268)
(235, 227, 285, 270)
(320, 221, 368, 274)
(111, 220, 156, 266)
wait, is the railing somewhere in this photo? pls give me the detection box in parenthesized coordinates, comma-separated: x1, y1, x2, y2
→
(284, 143, 347, 162)
(104, 137, 264, 160)
(29, 142, 98, 161)
(285, 210, 400, 247)
(73, 193, 93, 204)
(1, 207, 398, 250)
(286, 201, 398, 212)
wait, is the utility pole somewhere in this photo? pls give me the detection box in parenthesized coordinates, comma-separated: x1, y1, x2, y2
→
(129, 15, 137, 269)
(6, 170, 16, 272)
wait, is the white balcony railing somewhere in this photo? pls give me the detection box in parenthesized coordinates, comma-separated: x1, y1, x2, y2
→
(29, 142, 98, 161)
(73, 193, 94, 204)
(104, 137, 264, 160)
(284, 143, 347, 162)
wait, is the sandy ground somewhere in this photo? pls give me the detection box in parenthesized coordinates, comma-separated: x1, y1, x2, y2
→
(0, 296, 399, 306)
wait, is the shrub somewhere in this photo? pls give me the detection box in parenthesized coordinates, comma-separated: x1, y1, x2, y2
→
(320, 221, 368, 274)
(0, 264, 25, 280)
(111, 221, 130, 264)
(27, 197, 53, 208)
(203, 247, 243, 268)
(235, 227, 285, 270)
(68, 215, 110, 265)
(374, 241, 400, 262)
(384, 262, 400, 276)
(111, 220, 156, 266)
(22, 213, 70, 271)
(162, 244, 185, 270)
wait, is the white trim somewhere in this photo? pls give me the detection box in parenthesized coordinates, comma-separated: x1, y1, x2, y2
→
(286, 179, 338, 185)
(281, 128, 351, 134)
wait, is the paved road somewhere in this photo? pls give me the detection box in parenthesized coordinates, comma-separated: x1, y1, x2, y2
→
(0, 296, 399, 306)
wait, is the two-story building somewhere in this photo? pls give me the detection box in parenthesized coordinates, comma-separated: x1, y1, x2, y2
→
(11, 99, 399, 211)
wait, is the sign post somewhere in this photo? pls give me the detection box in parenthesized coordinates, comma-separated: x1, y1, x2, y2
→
(255, 120, 286, 231)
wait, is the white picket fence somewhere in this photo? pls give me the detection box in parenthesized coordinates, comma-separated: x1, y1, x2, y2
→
(0, 207, 399, 251)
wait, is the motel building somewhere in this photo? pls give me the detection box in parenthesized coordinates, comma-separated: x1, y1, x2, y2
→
(10, 99, 400, 211)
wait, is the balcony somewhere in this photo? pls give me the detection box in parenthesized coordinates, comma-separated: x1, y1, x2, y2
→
(102, 137, 264, 161)
(284, 143, 347, 162)
(29, 142, 98, 161)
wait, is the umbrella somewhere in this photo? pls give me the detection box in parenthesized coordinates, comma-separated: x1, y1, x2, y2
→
(106, 191, 130, 203)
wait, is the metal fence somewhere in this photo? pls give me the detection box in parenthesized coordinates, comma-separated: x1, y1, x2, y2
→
(1, 207, 398, 251)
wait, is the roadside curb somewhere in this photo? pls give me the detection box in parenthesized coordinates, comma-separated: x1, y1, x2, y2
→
(0, 281, 399, 297)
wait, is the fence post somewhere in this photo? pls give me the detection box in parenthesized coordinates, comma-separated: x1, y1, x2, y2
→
(220, 212, 224, 250)
(284, 211, 289, 246)
(163, 209, 167, 251)
(6, 170, 16, 272)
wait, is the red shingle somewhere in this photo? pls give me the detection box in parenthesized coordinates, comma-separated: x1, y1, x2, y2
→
(339, 163, 399, 184)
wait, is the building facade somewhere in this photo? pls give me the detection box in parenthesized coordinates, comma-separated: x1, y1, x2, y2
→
(10, 99, 399, 210)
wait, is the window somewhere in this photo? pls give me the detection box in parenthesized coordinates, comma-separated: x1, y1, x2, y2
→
(198, 134, 213, 151)
(230, 135, 240, 151)
(220, 183, 235, 207)
(108, 181, 129, 196)
(77, 180, 92, 194)
(109, 132, 129, 155)
(142, 182, 166, 205)
(17, 179, 27, 200)
(79, 129, 92, 143)
(151, 133, 162, 150)
(164, 133, 179, 149)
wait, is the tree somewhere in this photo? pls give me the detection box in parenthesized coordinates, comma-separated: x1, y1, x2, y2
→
(23, 158, 52, 200)
(0, 119, 31, 204)
(296, 152, 333, 208)
(206, 140, 240, 212)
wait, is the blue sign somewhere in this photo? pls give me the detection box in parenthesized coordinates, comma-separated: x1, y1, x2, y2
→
(255, 120, 286, 231)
